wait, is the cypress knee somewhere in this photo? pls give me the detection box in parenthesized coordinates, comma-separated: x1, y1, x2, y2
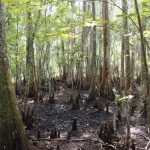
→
(72, 117, 77, 131)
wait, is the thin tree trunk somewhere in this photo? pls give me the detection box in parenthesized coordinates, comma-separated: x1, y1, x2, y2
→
(85, 2, 91, 88)
(100, 0, 110, 96)
(88, 1, 97, 100)
(26, 10, 37, 98)
(121, 1, 131, 149)
(61, 40, 66, 80)
(131, 50, 135, 81)
(15, 13, 19, 94)
(78, 1, 86, 89)
(134, 0, 150, 135)
(123, 0, 130, 92)
(66, 2, 75, 88)
(120, 35, 125, 90)
(98, 2, 102, 90)
(26, 2, 41, 99)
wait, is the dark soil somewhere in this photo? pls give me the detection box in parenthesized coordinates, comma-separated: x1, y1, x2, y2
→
(20, 81, 149, 150)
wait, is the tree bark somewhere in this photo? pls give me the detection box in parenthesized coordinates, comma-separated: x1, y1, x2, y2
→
(120, 33, 125, 90)
(66, 2, 75, 88)
(88, 1, 97, 100)
(77, 1, 86, 89)
(123, 0, 130, 92)
(15, 13, 19, 94)
(134, 0, 150, 135)
(100, 0, 110, 96)
(61, 40, 67, 80)
(0, 1, 30, 149)
(26, 3, 37, 98)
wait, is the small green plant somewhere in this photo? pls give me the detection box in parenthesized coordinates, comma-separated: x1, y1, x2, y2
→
(115, 94, 123, 107)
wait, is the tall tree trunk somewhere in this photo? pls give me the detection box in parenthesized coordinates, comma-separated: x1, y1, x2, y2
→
(98, 2, 102, 90)
(61, 40, 66, 80)
(123, 1, 130, 92)
(35, 41, 43, 90)
(66, 2, 75, 88)
(140, 3, 147, 87)
(88, 1, 97, 100)
(120, 34, 125, 90)
(100, 0, 110, 96)
(122, 1, 131, 149)
(134, 0, 150, 134)
(15, 13, 19, 94)
(131, 50, 135, 81)
(26, 5, 37, 98)
(0, 2, 30, 149)
(77, 1, 86, 89)
(84, 2, 92, 89)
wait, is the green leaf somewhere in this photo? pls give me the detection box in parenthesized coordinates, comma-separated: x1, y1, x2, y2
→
(143, 30, 150, 38)
(60, 27, 70, 32)
(95, 18, 108, 25)
(116, 13, 126, 18)
(141, 0, 150, 4)
(128, 13, 137, 17)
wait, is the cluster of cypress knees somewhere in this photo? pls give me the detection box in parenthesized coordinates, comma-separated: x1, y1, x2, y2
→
(98, 119, 135, 150)
(21, 85, 135, 150)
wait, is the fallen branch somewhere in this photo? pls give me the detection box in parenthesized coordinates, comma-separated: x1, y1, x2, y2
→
(71, 138, 104, 145)
(145, 140, 150, 149)
(79, 147, 86, 150)
(71, 138, 91, 142)
(113, 142, 125, 145)
(132, 133, 149, 141)
(32, 138, 66, 142)
(136, 147, 148, 150)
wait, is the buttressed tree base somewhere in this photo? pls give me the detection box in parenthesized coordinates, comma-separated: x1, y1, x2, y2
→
(0, 1, 30, 149)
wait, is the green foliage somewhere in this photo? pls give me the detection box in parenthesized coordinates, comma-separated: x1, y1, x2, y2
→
(140, 0, 150, 4)
(4, 0, 150, 79)
(116, 13, 127, 18)
(142, 6, 150, 17)
(112, 51, 121, 58)
(115, 95, 123, 107)
(143, 30, 150, 38)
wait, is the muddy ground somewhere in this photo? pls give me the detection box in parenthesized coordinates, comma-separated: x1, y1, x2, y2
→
(20, 81, 149, 150)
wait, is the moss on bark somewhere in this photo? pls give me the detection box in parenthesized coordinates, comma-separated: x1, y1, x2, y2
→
(0, 2, 30, 149)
